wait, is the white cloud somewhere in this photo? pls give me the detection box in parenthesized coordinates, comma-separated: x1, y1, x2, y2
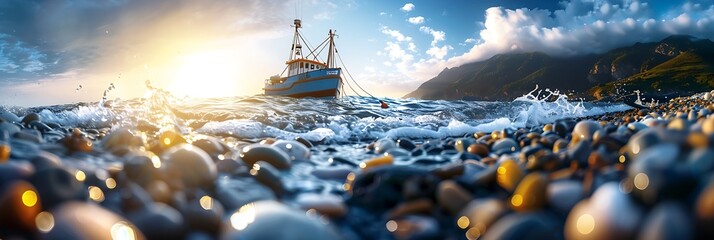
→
(372, 0, 714, 96)
(408, 42, 417, 52)
(381, 27, 413, 42)
(401, 3, 415, 12)
(379, 12, 388, 16)
(426, 45, 452, 59)
(443, 1, 714, 69)
(408, 16, 425, 24)
(419, 26, 446, 46)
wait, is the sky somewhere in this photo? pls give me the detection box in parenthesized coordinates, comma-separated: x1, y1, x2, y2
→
(1, 0, 714, 106)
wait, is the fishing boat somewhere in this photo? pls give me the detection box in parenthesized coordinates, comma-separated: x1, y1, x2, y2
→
(264, 19, 342, 98)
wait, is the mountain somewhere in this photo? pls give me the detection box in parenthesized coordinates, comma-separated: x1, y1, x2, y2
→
(404, 35, 714, 101)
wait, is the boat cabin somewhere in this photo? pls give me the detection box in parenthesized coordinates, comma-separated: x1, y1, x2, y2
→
(286, 59, 327, 77)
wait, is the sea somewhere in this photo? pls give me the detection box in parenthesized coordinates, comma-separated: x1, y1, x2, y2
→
(6, 87, 631, 144)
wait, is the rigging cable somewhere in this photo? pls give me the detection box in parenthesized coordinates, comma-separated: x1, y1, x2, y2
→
(335, 47, 377, 99)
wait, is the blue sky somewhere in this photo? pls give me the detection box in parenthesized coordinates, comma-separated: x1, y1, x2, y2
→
(1, 0, 713, 106)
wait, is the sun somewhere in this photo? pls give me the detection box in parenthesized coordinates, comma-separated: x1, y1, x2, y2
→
(168, 50, 240, 99)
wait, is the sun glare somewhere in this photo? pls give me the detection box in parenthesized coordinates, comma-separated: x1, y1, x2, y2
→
(169, 51, 240, 98)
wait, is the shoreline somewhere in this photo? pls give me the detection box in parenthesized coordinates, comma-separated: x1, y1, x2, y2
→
(1, 90, 713, 239)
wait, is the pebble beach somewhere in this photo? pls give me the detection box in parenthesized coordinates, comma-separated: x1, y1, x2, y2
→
(2, 90, 714, 240)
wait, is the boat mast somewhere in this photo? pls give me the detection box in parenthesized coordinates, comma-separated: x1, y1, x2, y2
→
(288, 19, 303, 62)
(326, 29, 336, 68)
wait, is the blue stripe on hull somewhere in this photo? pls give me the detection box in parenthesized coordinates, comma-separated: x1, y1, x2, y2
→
(264, 68, 342, 98)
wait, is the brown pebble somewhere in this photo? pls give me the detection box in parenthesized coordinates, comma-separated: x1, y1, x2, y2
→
(0, 143, 9, 162)
(543, 124, 553, 132)
(703, 117, 714, 135)
(0, 181, 42, 230)
(146, 180, 172, 203)
(431, 163, 465, 180)
(688, 132, 709, 149)
(388, 198, 434, 218)
(296, 193, 347, 218)
(437, 180, 472, 215)
(510, 173, 548, 212)
(467, 143, 489, 157)
(457, 198, 508, 234)
(496, 159, 524, 192)
(359, 155, 393, 171)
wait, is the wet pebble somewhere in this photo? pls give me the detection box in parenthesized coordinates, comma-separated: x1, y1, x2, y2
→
(127, 202, 185, 239)
(637, 201, 692, 240)
(0, 181, 42, 231)
(162, 144, 217, 189)
(221, 200, 340, 240)
(565, 182, 643, 240)
(273, 140, 311, 161)
(491, 138, 519, 154)
(215, 177, 276, 211)
(481, 211, 562, 240)
(572, 120, 601, 143)
(41, 201, 146, 240)
(510, 173, 548, 212)
(296, 193, 347, 218)
(437, 180, 472, 215)
(30, 167, 85, 208)
(386, 215, 441, 240)
(249, 161, 286, 197)
(240, 144, 291, 170)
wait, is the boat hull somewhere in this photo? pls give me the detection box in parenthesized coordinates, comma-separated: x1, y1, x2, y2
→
(264, 68, 342, 98)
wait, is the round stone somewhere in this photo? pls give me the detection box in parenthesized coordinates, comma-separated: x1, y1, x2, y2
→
(481, 212, 562, 240)
(396, 138, 416, 151)
(510, 173, 548, 212)
(436, 180, 472, 215)
(359, 155, 393, 171)
(455, 138, 475, 152)
(696, 176, 714, 238)
(496, 159, 524, 192)
(374, 138, 396, 154)
(457, 198, 509, 235)
(466, 143, 489, 157)
(638, 201, 693, 240)
(386, 216, 441, 240)
(62, 128, 93, 152)
(703, 117, 714, 135)
(127, 203, 185, 239)
(102, 128, 143, 152)
(491, 138, 519, 154)
(42, 202, 146, 240)
(628, 143, 680, 205)
(547, 180, 585, 216)
(0, 181, 42, 231)
(564, 183, 643, 240)
(295, 193, 347, 218)
(0, 109, 20, 123)
(572, 120, 601, 143)
(294, 137, 313, 148)
(240, 144, 291, 170)
(30, 167, 84, 209)
(192, 137, 225, 157)
(249, 161, 286, 197)
(182, 194, 224, 235)
(215, 178, 276, 211)
(221, 200, 340, 240)
(20, 113, 40, 126)
(272, 140, 311, 161)
(162, 144, 217, 189)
